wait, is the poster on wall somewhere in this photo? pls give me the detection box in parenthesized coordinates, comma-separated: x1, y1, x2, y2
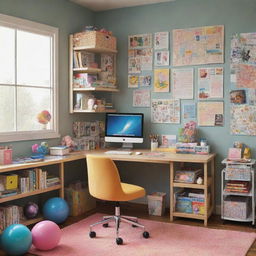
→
(198, 67, 224, 99)
(182, 103, 196, 123)
(173, 25, 224, 66)
(128, 34, 152, 49)
(230, 105, 256, 136)
(154, 32, 169, 50)
(128, 75, 139, 88)
(133, 89, 151, 107)
(139, 75, 152, 87)
(197, 101, 224, 126)
(154, 69, 169, 92)
(172, 68, 193, 99)
(151, 99, 180, 123)
(128, 49, 153, 73)
(230, 33, 256, 89)
(154, 51, 169, 66)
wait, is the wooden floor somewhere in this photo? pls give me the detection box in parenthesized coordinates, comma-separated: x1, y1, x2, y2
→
(1, 201, 256, 256)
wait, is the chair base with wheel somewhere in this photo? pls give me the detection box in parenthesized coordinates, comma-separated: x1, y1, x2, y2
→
(89, 202, 149, 245)
(86, 155, 150, 245)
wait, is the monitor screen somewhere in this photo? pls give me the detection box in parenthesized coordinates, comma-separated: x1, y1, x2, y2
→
(105, 113, 144, 146)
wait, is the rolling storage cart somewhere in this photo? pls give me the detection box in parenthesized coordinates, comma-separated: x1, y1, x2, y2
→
(221, 159, 255, 225)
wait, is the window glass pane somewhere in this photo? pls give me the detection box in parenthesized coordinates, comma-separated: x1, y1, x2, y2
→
(17, 87, 52, 131)
(17, 30, 51, 87)
(0, 86, 15, 132)
(0, 26, 15, 84)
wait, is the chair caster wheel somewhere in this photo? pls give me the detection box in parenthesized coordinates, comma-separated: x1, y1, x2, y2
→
(143, 231, 150, 238)
(103, 223, 109, 228)
(116, 237, 123, 245)
(89, 231, 96, 238)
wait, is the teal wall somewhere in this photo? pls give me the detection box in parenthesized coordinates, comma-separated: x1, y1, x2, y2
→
(94, 0, 256, 207)
(1, 0, 256, 208)
(0, 0, 95, 157)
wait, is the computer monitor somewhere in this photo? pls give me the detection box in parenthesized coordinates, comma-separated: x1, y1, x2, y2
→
(105, 113, 144, 149)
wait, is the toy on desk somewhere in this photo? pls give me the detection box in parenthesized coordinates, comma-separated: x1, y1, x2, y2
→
(32, 142, 49, 157)
(178, 121, 197, 143)
(243, 147, 251, 159)
(61, 135, 76, 151)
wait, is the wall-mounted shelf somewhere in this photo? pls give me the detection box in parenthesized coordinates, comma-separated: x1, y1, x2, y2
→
(69, 33, 118, 114)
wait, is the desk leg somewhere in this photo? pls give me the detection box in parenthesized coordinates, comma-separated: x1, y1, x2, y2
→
(211, 158, 215, 216)
(59, 162, 64, 198)
(204, 163, 208, 226)
(170, 162, 174, 222)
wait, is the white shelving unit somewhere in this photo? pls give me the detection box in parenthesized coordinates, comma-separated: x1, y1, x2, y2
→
(221, 159, 255, 225)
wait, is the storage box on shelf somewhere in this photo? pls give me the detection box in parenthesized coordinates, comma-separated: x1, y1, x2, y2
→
(69, 30, 118, 114)
(221, 159, 255, 225)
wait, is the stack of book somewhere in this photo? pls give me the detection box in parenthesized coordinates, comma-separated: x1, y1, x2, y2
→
(46, 176, 60, 187)
(225, 181, 250, 193)
(0, 205, 24, 231)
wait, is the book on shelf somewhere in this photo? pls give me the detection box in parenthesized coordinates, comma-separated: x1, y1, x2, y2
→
(73, 73, 97, 88)
(0, 189, 18, 198)
(73, 51, 95, 68)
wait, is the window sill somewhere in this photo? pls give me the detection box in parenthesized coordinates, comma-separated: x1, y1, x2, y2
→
(0, 131, 61, 143)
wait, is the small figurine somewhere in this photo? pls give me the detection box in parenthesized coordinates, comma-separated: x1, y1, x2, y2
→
(61, 135, 75, 151)
(243, 147, 251, 159)
(196, 177, 203, 185)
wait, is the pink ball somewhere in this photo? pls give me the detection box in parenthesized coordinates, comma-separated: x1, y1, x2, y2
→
(32, 220, 61, 250)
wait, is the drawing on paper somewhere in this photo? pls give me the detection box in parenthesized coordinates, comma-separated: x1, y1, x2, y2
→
(198, 67, 223, 99)
(151, 99, 180, 123)
(230, 105, 256, 136)
(133, 89, 150, 107)
(154, 69, 169, 92)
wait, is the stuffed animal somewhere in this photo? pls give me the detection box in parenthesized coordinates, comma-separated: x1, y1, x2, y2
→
(61, 135, 75, 151)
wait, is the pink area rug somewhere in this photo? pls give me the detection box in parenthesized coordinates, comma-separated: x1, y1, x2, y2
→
(30, 213, 256, 256)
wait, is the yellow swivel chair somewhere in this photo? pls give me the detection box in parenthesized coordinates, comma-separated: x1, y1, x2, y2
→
(86, 155, 150, 245)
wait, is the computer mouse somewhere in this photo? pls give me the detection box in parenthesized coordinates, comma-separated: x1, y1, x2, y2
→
(135, 152, 142, 155)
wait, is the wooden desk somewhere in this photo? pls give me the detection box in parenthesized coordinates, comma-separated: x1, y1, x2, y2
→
(0, 149, 215, 226)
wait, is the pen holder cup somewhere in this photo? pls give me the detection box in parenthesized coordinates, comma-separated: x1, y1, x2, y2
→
(151, 141, 158, 151)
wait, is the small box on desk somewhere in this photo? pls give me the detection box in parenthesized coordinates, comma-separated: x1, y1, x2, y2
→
(0, 148, 12, 165)
(65, 187, 96, 216)
(49, 146, 70, 156)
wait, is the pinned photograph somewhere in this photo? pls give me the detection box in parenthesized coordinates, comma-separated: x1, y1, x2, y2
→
(230, 90, 246, 104)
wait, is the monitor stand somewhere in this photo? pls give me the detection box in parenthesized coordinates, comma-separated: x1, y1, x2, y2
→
(121, 143, 133, 150)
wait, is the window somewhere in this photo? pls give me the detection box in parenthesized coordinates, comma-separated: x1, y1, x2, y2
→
(0, 14, 59, 142)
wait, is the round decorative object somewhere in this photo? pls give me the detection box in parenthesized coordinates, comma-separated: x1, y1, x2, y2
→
(24, 202, 39, 219)
(43, 197, 69, 224)
(31, 220, 61, 251)
(89, 231, 96, 238)
(37, 110, 51, 125)
(1, 224, 32, 256)
(196, 177, 203, 185)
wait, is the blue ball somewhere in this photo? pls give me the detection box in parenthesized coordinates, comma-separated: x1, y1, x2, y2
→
(43, 197, 69, 224)
(1, 224, 32, 256)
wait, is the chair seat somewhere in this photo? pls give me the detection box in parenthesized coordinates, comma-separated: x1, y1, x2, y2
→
(119, 182, 145, 201)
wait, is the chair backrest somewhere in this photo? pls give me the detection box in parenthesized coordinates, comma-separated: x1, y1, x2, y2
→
(86, 155, 124, 201)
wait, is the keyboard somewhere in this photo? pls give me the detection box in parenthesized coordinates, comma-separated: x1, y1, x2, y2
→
(104, 150, 132, 155)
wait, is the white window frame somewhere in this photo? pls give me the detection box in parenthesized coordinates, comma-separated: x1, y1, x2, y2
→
(0, 13, 60, 142)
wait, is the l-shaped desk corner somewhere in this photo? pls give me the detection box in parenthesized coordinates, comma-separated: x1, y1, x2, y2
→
(0, 149, 215, 226)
